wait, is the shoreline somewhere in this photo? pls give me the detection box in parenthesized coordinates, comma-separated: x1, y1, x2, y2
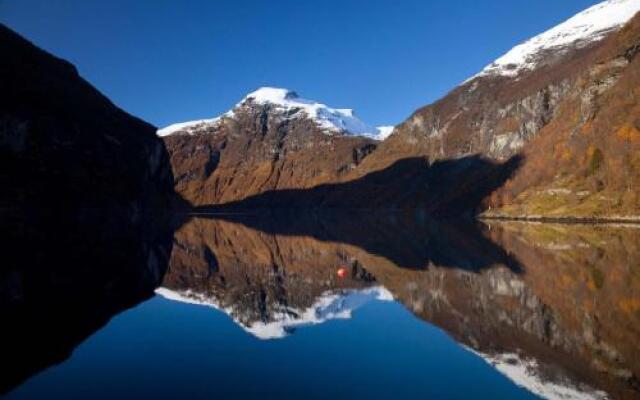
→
(479, 213, 640, 225)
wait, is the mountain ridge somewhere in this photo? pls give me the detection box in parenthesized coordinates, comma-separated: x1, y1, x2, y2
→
(159, 86, 393, 140)
(353, 1, 640, 218)
(470, 0, 640, 80)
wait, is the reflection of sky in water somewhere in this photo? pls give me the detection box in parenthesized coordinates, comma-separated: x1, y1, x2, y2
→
(7, 293, 541, 400)
(5, 216, 639, 400)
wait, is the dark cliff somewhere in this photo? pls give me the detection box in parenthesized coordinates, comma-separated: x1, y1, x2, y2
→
(0, 25, 174, 212)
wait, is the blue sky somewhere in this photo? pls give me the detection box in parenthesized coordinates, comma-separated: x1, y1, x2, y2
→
(1, 0, 600, 128)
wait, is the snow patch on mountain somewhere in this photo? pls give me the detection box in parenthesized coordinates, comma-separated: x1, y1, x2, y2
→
(157, 117, 220, 137)
(157, 87, 392, 140)
(471, 0, 640, 80)
(155, 286, 393, 340)
(156, 108, 236, 137)
(374, 125, 395, 140)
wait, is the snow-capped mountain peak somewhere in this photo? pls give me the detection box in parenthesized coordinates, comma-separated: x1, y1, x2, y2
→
(241, 87, 300, 104)
(471, 0, 640, 80)
(239, 86, 391, 139)
(158, 86, 392, 140)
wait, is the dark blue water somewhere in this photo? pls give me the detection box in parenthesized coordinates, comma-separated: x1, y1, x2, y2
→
(5, 294, 539, 400)
(4, 213, 638, 399)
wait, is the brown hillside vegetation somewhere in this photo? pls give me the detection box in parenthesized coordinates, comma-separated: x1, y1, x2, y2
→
(355, 13, 640, 218)
(487, 13, 640, 218)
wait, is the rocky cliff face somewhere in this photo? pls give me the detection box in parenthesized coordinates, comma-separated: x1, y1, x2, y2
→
(162, 88, 379, 206)
(0, 25, 174, 211)
(486, 14, 640, 218)
(359, 1, 640, 217)
(375, 0, 639, 161)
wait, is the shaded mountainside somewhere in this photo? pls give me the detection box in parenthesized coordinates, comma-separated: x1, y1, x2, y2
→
(163, 91, 520, 213)
(161, 214, 640, 400)
(0, 25, 177, 393)
(0, 25, 174, 211)
(195, 155, 522, 215)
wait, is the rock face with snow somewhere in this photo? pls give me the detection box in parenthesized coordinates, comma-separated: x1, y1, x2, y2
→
(161, 87, 383, 205)
(160, 87, 391, 140)
(370, 0, 640, 161)
(474, 0, 640, 79)
(359, 0, 640, 217)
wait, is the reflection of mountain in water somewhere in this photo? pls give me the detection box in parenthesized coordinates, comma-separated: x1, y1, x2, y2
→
(164, 214, 640, 400)
(160, 214, 388, 339)
(469, 349, 607, 400)
(157, 286, 393, 339)
(3, 209, 638, 400)
(197, 210, 522, 271)
(0, 212, 173, 394)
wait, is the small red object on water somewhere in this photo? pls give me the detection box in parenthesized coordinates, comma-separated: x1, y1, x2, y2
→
(337, 267, 347, 278)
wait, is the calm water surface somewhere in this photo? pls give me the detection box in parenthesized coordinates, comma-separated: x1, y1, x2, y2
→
(2, 212, 639, 400)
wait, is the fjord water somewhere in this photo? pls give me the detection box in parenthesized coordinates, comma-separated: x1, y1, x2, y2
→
(2, 213, 639, 400)
(5, 288, 539, 400)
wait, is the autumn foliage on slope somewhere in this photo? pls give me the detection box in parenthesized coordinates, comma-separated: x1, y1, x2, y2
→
(487, 13, 640, 218)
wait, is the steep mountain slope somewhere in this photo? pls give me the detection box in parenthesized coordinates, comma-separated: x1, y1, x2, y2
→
(358, 0, 640, 217)
(162, 88, 381, 205)
(0, 26, 177, 391)
(487, 12, 640, 218)
(0, 25, 174, 211)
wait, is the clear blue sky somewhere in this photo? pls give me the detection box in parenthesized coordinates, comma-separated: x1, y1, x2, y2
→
(1, 0, 600, 128)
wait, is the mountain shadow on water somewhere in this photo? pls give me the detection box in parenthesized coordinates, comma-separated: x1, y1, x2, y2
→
(0, 211, 174, 394)
(191, 210, 522, 273)
(194, 154, 523, 217)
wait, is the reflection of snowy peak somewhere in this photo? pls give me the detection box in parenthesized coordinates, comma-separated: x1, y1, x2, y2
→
(155, 286, 393, 340)
(158, 87, 392, 140)
(468, 349, 607, 400)
(472, 0, 640, 80)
